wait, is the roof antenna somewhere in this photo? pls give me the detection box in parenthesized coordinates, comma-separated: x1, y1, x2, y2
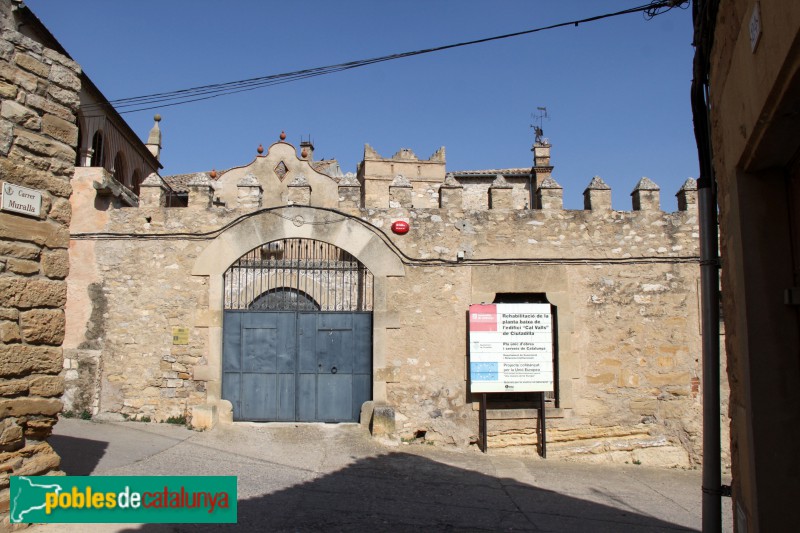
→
(531, 106, 549, 144)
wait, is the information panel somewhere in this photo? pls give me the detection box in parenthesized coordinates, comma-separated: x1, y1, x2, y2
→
(468, 303, 554, 393)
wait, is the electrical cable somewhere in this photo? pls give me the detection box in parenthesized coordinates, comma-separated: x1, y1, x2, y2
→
(78, 1, 689, 115)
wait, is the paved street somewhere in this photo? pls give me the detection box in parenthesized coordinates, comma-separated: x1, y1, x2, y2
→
(25, 418, 732, 532)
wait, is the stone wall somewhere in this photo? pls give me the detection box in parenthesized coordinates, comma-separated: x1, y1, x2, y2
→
(64, 150, 730, 467)
(0, 9, 79, 526)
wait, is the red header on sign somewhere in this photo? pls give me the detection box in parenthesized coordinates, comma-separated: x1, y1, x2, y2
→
(469, 304, 497, 331)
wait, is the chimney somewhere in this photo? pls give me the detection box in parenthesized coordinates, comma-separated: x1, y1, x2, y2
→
(300, 136, 314, 161)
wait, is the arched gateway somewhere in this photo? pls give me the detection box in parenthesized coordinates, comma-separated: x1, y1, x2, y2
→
(191, 206, 405, 427)
(222, 239, 374, 421)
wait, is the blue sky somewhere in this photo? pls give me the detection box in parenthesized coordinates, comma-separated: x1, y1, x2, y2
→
(25, 1, 697, 210)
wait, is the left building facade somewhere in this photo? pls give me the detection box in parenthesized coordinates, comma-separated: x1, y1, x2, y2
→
(0, 0, 159, 525)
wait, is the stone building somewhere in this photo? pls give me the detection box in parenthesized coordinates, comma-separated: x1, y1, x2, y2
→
(64, 127, 719, 468)
(699, 0, 800, 530)
(0, 1, 166, 525)
(0, 0, 79, 525)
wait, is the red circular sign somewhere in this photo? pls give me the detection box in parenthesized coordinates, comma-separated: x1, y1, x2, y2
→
(391, 220, 410, 234)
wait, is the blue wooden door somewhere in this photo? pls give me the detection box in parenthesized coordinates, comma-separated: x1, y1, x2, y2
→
(223, 311, 371, 422)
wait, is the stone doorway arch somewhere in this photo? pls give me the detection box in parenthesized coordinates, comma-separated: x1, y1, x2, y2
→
(191, 206, 405, 427)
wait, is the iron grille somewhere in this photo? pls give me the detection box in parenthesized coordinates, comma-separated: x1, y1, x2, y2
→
(223, 239, 373, 311)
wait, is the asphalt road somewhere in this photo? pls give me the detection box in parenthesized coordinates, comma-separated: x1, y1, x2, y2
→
(22, 418, 733, 532)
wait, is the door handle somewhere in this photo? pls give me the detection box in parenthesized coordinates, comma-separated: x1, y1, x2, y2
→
(331, 366, 338, 374)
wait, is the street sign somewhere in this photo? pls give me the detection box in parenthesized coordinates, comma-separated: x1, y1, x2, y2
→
(1, 182, 41, 217)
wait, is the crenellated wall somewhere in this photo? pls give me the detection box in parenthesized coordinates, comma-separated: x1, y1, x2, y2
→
(64, 139, 728, 468)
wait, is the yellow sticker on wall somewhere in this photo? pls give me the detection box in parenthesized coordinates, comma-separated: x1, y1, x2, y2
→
(172, 327, 189, 345)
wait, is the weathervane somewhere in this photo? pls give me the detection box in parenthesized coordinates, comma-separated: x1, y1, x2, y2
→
(531, 106, 549, 144)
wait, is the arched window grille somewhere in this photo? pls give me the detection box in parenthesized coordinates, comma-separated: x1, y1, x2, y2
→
(223, 239, 373, 311)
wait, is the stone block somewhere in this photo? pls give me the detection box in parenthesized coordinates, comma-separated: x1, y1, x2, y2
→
(0, 60, 38, 92)
(49, 64, 80, 92)
(14, 444, 61, 476)
(0, 317, 21, 342)
(191, 404, 217, 430)
(645, 371, 691, 387)
(0, 80, 16, 99)
(0, 419, 23, 452)
(1, 100, 40, 129)
(25, 93, 72, 122)
(43, 48, 81, 74)
(0, 344, 62, 377)
(218, 400, 233, 424)
(0, 308, 18, 321)
(19, 308, 64, 345)
(489, 187, 513, 210)
(360, 400, 375, 431)
(28, 376, 64, 398)
(371, 405, 396, 437)
(13, 128, 75, 162)
(192, 365, 214, 381)
(47, 85, 80, 112)
(42, 114, 78, 146)
(24, 417, 58, 440)
(16, 279, 67, 309)
(0, 397, 62, 417)
(629, 399, 658, 415)
(47, 197, 71, 225)
(41, 249, 69, 279)
(0, 118, 11, 155)
(0, 236, 43, 263)
(0, 214, 70, 249)
(3, 30, 45, 55)
(14, 52, 50, 78)
(0, 39, 13, 61)
(5, 258, 39, 275)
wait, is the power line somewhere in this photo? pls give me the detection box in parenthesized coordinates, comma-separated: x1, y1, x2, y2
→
(81, 1, 688, 115)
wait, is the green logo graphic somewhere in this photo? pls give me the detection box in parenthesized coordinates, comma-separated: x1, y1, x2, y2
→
(10, 476, 237, 523)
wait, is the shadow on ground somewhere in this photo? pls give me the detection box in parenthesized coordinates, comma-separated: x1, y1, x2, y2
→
(48, 433, 108, 476)
(111, 451, 697, 533)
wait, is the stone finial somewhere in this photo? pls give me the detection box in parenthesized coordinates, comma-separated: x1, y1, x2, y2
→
(676, 178, 698, 211)
(187, 173, 214, 209)
(287, 173, 311, 205)
(583, 176, 612, 210)
(146, 114, 162, 161)
(439, 173, 463, 208)
(537, 176, 563, 210)
(288, 174, 309, 187)
(390, 174, 412, 188)
(141, 172, 163, 187)
(237, 173, 259, 187)
(429, 146, 446, 162)
(631, 177, 661, 211)
(339, 172, 359, 186)
(490, 174, 513, 189)
(139, 173, 167, 207)
(338, 172, 361, 209)
(389, 174, 413, 208)
(236, 173, 262, 209)
(364, 143, 381, 159)
(392, 148, 418, 161)
(441, 173, 462, 188)
(490, 174, 514, 209)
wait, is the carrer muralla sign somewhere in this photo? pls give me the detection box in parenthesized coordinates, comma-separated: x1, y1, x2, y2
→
(9, 476, 237, 524)
(1, 182, 41, 217)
